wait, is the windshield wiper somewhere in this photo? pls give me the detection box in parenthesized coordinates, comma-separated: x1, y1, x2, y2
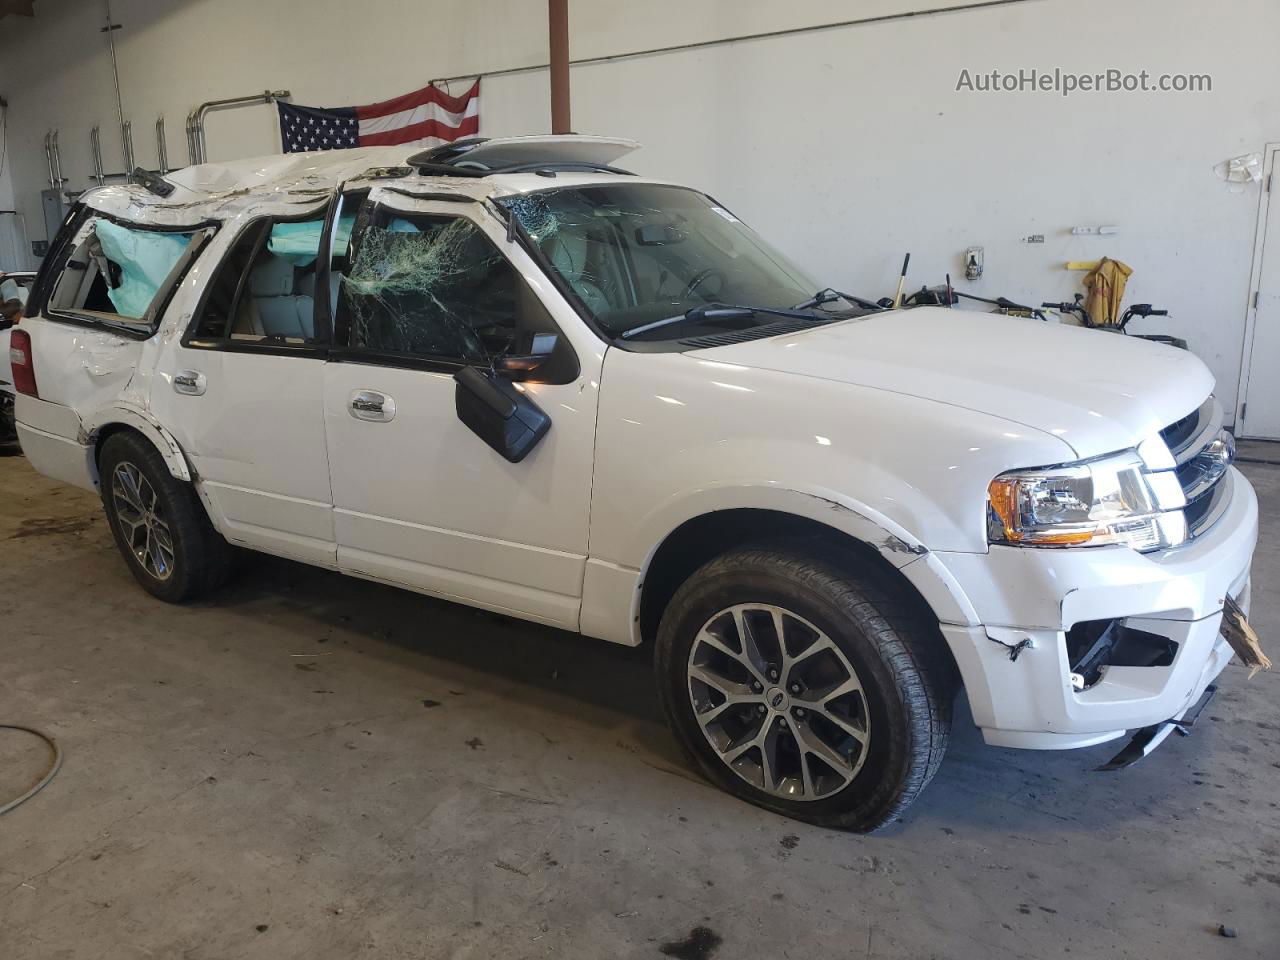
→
(793, 288, 883, 311)
(619, 301, 832, 341)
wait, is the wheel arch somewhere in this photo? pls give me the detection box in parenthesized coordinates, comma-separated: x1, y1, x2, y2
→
(85, 407, 193, 484)
(635, 506, 978, 656)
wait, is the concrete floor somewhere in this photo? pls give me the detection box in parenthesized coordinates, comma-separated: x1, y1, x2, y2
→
(2, 451, 1279, 960)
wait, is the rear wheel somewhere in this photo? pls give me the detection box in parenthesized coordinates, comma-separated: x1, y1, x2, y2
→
(0, 393, 16, 449)
(655, 543, 955, 831)
(99, 432, 232, 602)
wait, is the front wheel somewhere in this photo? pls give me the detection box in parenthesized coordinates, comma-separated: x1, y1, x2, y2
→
(655, 544, 956, 831)
(99, 432, 232, 602)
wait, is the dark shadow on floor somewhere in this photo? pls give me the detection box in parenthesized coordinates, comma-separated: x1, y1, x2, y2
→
(197, 549, 1225, 837)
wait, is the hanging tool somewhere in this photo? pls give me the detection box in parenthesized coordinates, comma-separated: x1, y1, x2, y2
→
(892, 253, 910, 309)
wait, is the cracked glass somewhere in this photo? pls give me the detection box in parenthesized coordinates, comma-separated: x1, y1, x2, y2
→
(335, 207, 548, 363)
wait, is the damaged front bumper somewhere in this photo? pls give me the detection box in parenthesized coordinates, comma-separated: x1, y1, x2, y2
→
(1096, 682, 1217, 771)
(934, 466, 1258, 752)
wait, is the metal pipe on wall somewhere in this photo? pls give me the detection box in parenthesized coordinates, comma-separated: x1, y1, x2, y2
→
(186, 90, 290, 165)
(156, 117, 169, 174)
(122, 119, 135, 179)
(90, 126, 105, 185)
(50, 131, 65, 188)
(432, 0, 1039, 88)
(43, 131, 55, 188)
(185, 112, 197, 167)
(103, 0, 134, 182)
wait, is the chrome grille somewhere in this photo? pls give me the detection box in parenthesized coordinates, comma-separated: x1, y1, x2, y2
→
(1159, 396, 1234, 541)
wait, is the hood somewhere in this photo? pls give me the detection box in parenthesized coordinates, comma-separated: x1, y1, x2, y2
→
(695, 307, 1213, 460)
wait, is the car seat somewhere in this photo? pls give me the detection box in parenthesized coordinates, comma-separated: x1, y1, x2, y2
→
(542, 234, 611, 316)
(244, 255, 312, 339)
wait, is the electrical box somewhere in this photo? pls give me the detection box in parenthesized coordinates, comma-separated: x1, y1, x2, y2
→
(965, 246, 984, 281)
(41, 188, 69, 252)
(0, 212, 29, 272)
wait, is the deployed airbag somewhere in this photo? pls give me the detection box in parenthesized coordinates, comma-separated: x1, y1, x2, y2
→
(93, 221, 193, 319)
(268, 215, 354, 266)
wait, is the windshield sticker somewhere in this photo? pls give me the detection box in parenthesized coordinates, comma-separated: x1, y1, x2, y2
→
(710, 206, 740, 223)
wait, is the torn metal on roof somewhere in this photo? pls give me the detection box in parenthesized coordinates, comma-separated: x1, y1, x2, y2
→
(78, 136, 649, 227)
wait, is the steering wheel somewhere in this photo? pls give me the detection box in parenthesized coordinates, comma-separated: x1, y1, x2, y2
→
(682, 267, 725, 300)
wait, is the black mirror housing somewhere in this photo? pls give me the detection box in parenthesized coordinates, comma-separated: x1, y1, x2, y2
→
(454, 366, 551, 463)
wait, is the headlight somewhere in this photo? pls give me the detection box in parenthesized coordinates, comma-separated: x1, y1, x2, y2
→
(988, 445, 1188, 551)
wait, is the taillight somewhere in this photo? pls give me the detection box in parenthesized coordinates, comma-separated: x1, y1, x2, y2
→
(9, 328, 37, 397)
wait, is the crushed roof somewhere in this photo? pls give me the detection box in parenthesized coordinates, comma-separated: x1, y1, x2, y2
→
(79, 136, 650, 224)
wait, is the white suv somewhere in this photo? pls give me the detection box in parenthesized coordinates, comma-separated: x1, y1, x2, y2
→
(11, 137, 1256, 830)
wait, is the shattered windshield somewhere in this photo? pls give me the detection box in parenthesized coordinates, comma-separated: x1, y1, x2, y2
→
(498, 184, 824, 341)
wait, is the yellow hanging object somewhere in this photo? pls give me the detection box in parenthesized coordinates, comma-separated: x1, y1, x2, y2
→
(1082, 257, 1133, 328)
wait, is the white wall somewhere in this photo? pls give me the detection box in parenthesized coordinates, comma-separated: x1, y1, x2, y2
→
(0, 0, 1276, 416)
(0, 133, 13, 210)
(0, 102, 24, 269)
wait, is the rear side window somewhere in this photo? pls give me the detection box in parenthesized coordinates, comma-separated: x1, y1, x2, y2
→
(186, 208, 334, 350)
(47, 217, 206, 333)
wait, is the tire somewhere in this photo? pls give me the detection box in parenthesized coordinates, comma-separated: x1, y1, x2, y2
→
(654, 543, 956, 831)
(99, 431, 233, 603)
(0, 393, 17, 449)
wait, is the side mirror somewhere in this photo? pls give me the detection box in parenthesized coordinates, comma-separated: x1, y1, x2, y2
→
(494, 331, 558, 376)
(454, 365, 551, 463)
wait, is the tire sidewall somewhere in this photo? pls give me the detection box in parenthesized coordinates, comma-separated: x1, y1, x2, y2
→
(656, 556, 921, 828)
(99, 434, 200, 603)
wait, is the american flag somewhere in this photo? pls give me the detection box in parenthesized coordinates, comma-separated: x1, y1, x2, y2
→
(278, 79, 480, 153)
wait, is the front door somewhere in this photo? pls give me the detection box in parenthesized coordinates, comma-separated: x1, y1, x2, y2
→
(320, 189, 601, 627)
(154, 208, 337, 567)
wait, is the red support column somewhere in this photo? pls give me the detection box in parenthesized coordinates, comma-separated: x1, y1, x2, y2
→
(549, 0, 571, 134)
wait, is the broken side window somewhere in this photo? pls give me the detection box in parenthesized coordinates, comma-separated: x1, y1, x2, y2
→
(188, 206, 340, 348)
(334, 207, 537, 363)
(48, 219, 196, 325)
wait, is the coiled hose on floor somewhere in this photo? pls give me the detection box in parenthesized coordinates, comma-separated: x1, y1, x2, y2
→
(0, 725, 63, 816)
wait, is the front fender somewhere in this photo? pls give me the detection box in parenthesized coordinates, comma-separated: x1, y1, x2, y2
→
(635, 481, 931, 572)
(630, 484, 981, 633)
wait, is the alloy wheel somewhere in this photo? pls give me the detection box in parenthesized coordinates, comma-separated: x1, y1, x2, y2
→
(686, 603, 870, 800)
(111, 461, 176, 581)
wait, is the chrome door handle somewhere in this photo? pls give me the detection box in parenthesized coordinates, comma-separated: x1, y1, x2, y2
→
(349, 389, 396, 422)
(173, 369, 206, 396)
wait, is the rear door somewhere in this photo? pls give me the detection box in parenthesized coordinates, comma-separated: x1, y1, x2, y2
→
(319, 189, 600, 627)
(151, 206, 337, 567)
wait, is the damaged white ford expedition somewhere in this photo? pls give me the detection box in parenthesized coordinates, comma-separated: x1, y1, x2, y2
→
(11, 136, 1258, 830)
